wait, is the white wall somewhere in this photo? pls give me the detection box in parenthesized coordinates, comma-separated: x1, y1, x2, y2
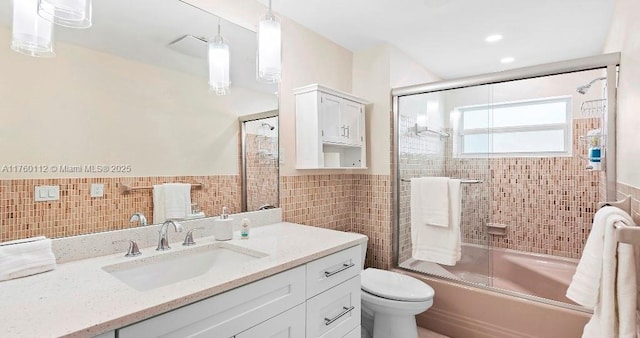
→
(0, 27, 277, 179)
(603, 0, 640, 188)
(186, 0, 354, 176)
(352, 44, 440, 174)
(352, 44, 391, 175)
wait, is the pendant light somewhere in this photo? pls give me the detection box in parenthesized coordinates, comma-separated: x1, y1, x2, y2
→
(11, 0, 55, 57)
(257, 0, 281, 83)
(208, 19, 230, 95)
(38, 0, 92, 29)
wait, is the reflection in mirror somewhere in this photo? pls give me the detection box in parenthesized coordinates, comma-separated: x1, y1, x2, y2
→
(240, 113, 279, 212)
(0, 0, 278, 242)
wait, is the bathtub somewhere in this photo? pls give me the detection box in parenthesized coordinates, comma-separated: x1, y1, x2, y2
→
(398, 245, 590, 337)
(399, 244, 580, 304)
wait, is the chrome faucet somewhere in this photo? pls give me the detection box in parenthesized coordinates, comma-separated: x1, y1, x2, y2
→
(156, 220, 184, 251)
(130, 212, 148, 226)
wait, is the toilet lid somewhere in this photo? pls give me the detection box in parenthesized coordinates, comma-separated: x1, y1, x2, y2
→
(361, 268, 434, 302)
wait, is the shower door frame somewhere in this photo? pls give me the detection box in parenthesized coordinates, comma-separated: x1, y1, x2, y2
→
(391, 52, 620, 308)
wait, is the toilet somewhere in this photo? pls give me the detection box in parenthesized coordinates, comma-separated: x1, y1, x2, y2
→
(358, 241, 434, 338)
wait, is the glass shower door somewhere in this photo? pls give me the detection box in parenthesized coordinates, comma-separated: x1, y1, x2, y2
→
(396, 86, 492, 286)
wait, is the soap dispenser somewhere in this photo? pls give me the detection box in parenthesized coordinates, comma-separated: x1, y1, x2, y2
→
(213, 206, 233, 241)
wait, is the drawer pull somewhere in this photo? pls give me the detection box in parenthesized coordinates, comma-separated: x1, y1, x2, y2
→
(324, 306, 355, 326)
(324, 262, 354, 277)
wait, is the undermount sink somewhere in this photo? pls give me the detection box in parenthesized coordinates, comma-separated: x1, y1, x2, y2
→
(102, 242, 268, 291)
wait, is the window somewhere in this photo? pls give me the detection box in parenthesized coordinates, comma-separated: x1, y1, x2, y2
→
(455, 97, 571, 156)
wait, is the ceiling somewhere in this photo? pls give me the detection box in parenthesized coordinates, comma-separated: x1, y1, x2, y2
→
(259, 0, 615, 80)
(0, 0, 277, 94)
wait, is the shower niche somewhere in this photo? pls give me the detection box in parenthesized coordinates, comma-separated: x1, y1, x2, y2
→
(394, 57, 618, 309)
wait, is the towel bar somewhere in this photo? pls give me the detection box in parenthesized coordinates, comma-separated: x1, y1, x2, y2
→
(410, 124, 449, 138)
(119, 182, 204, 194)
(614, 221, 640, 246)
(401, 178, 482, 184)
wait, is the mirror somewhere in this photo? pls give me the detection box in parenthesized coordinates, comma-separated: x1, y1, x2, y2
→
(240, 113, 279, 212)
(0, 0, 278, 242)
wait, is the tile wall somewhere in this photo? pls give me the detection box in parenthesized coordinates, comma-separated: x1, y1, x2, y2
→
(279, 174, 393, 269)
(0, 176, 240, 242)
(398, 116, 603, 261)
(245, 133, 279, 211)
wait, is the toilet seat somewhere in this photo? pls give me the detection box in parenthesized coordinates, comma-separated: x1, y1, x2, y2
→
(361, 268, 434, 302)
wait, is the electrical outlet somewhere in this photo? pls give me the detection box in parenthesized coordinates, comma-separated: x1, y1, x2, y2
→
(90, 183, 104, 197)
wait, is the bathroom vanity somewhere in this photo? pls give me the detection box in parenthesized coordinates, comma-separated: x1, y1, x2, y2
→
(0, 221, 366, 338)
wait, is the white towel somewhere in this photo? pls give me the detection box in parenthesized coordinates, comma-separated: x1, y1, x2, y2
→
(152, 184, 166, 224)
(153, 183, 192, 223)
(411, 177, 450, 227)
(163, 183, 192, 220)
(411, 178, 462, 266)
(566, 206, 637, 337)
(0, 236, 56, 281)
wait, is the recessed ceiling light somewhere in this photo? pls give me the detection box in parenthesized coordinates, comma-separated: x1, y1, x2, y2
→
(485, 34, 503, 43)
(500, 57, 515, 64)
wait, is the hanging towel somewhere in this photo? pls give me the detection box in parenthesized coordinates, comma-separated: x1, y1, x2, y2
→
(162, 183, 192, 220)
(566, 206, 637, 338)
(411, 178, 462, 266)
(152, 183, 192, 223)
(411, 177, 450, 227)
(0, 236, 56, 282)
(152, 184, 166, 224)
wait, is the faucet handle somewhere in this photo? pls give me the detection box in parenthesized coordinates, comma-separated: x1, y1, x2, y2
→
(183, 227, 205, 246)
(113, 239, 142, 257)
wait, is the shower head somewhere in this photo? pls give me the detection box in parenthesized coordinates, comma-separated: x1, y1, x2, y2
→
(576, 77, 606, 95)
(261, 122, 275, 130)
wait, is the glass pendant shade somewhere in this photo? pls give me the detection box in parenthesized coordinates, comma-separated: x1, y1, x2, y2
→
(257, 14, 281, 83)
(38, 0, 92, 28)
(208, 36, 230, 95)
(11, 0, 55, 57)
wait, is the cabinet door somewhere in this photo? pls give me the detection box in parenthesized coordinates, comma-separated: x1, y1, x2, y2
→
(236, 303, 305, 338)
(306, 276, 361, 338)
(320, 93, 344, 143)
(118, 266, 305, 338)
(341, 100, 363, 146)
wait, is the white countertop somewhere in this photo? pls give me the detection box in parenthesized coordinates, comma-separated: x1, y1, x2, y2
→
(1, 222, 366, 338)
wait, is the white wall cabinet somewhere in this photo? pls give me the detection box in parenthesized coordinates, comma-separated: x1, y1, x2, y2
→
(116, 246, 362, 338)
(294, 84, 369, 169)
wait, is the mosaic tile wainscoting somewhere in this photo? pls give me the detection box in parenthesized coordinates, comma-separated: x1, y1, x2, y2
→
(0, 176, 240, 242)
(279, 174, 393, 269)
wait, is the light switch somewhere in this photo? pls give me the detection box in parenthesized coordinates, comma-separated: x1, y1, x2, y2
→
(35, 186, 59, 202)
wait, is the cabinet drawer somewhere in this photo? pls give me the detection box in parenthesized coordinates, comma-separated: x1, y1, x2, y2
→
(236, 303, 305, 338)
(118, 266, 305, 338)
(343, 326, 361, 338)
(306, 245, 361, 298)
(306, 276, 361, 338)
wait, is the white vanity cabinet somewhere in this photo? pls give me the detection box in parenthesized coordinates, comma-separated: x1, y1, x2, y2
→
(116, 245, 362, 338)
(294, 84, 369, 169)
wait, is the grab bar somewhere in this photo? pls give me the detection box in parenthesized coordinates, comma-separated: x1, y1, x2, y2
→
(401, 178, 482, 184)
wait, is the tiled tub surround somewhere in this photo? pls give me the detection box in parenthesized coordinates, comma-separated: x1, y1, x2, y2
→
(0, 176, 241, 242)
(279, 174, 393, 269)
(245, 133, 279, 211)
(398, 117, 603, 261)
(1, 216, 367, 337)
